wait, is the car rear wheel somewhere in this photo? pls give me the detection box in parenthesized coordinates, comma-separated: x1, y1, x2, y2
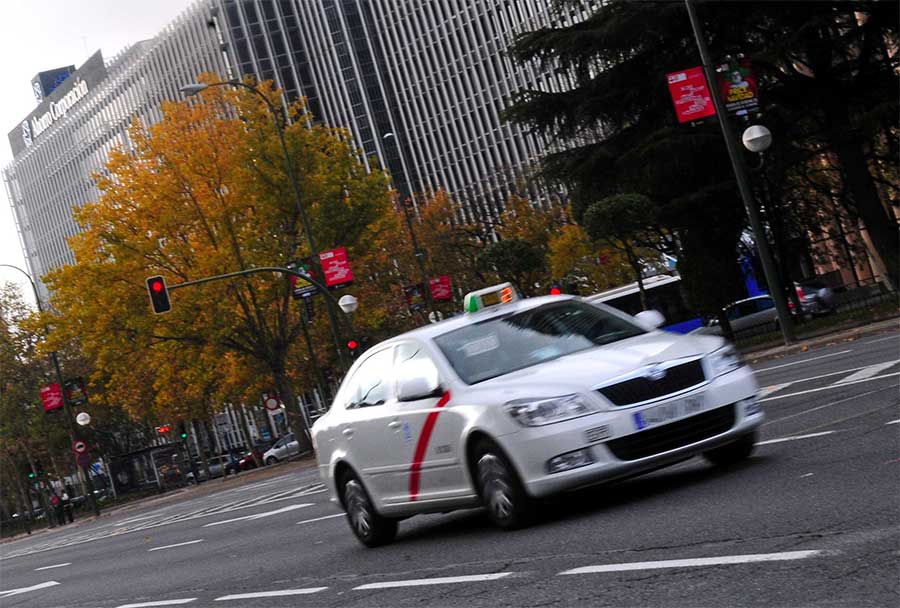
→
(340, 473, 397, 547)
(474, 440, 534, 530)
(703, 431, 757, 466)
(265, 456, 277, 465)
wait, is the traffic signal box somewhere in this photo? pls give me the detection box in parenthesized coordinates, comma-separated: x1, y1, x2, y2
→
(146, 275, 172, 314)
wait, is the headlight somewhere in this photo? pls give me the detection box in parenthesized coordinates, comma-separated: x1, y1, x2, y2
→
(708, 345, 743, 377)
(504, 394, 593, 426)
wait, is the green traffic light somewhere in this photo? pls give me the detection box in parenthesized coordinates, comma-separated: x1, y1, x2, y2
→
(180, 432, 188, 439)
(27, 472, 35, 479)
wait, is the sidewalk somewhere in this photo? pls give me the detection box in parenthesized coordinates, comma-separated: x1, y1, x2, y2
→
(1, 456, 317, 546)
(742, 315, 898, 363)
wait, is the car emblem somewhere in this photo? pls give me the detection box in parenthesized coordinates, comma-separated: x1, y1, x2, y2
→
(644, 365, 667, 381)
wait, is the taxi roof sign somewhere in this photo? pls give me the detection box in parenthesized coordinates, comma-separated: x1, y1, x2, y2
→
(463, 282, 518, 313)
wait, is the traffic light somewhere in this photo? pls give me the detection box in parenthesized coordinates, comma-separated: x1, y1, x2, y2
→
(347, 339, 359, 359)
(156, 424, 171, 434)
(27, 471, 35, 479)
(179, 422, 188, 440)
(146, 275, 171, 314)
(35, 459, 44, 477)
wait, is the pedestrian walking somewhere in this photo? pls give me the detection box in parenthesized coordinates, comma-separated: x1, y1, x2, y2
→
(63, 484, 75, 523)
(51, 491, 65, 525)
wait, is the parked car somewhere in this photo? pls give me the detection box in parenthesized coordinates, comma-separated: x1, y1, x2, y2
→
(186, 455, 230, 483)
(692, 295, 780, 336)
(263, 433, 300, 464)
(794, 280, 837, 316)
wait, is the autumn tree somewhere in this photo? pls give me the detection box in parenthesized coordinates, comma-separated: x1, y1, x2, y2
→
(44, 78, 391, 455)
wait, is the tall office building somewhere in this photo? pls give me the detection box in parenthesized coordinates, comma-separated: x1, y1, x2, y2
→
(5, 0, 583, 296)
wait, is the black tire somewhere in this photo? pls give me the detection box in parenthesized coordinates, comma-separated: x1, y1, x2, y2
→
(473, 439, 534, 530)
(703, 431, 757, 466)
(265, 456, 278, 465)
(340, 471, 397, 548)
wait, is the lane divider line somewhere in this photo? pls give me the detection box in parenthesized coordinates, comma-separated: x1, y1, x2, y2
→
(764, 387, 897, 426)
(558, 550, 826, 575)
(296, 513, 344, 525)
(0, 581, 61, 597)
(214, 587, 328, 601)
(354, 572, 512, 590)
(34, 562, 71, 571)
(147, 539, 204, 552)
(760, 372, 900, 402)
(835, 361, 898, 384)
(886, 419, 900, 425)
(116, 600, 197, 608)
(758, 431, 837, 446)
(202, 503, 311, 527)
(755, 350, 852, 372)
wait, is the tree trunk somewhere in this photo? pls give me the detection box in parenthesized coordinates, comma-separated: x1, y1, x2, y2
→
(237, 405, 261, 468)
(193, 419, 212, 483)
(626, 246, 648, 310)
(273, 367, 312, 455)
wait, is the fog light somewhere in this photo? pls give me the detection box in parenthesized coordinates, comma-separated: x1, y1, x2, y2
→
(741, 398, 761, 416)
(547, 448, 594, 474)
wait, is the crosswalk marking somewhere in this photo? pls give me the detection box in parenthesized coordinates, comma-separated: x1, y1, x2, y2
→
(760, 372, 900, 402)
(0, 580, 60, 597)
(202, 503, 312, 527)
(759, 383, 792, 398)
(758, 361, 899, 402)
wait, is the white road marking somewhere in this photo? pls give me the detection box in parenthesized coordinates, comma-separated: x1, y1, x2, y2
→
(759, 383, 792, 398)
(34, 562, 71, 571)
(755, 350, 852, 372)
(858, 335, 899, 346)
(886, 419, 900, 425)
(202, 503, 312, 527)
(765, 387, 896, 425)
(0, 581, 61, 597)
(353, 572, 512, 590)
(835, 361, 897, 384)
(116, 600, 196, 608)
(147, 539, 204, 552)
(558, 550, 825, 575)
(214, 587, 328, 601)
(296, 513, 344, 525)
(758, 431, 836, 445)
(760, 372, 900, 402)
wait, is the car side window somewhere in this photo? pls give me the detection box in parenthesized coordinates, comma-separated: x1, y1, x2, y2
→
(345, 347, 395, 408)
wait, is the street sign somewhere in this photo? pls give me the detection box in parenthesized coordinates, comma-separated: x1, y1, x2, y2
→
(666, 66, 716, 123)
(289, 259, 319, 299)
(76, 452, 91, 468)
(72, 439, 87, 454)
(320, 247, 354, 287)
(40, 384, 64, 413)
(264, 397, 280, 411)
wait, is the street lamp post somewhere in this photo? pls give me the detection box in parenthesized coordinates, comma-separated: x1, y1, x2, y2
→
(0, 264, 100, 516)
(180, 80, 349, 371)
(684, 0, 796, 346)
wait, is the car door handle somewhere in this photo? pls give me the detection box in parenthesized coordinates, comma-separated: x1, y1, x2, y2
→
(387, 420, 402, 430)
(342, 428, 354, 437)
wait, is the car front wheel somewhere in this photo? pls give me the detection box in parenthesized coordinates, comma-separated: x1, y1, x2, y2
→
(265, 456, 277, 465)
(703, 431, 757, 466)
(341, 473, 397, 547)
(474, 440, 534, 530)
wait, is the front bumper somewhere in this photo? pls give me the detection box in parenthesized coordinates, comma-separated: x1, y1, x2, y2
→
(496, 365, 762, 498)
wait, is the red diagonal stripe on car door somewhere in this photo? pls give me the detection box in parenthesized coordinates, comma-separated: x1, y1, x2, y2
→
(408, 391, 452, 502)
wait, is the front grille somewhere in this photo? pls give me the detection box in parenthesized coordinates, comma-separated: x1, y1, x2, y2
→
(605, 404, 736, 461)
(598, 360, 705, 406)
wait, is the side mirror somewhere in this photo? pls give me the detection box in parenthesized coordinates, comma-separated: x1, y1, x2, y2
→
(397, 359, 442, 401)
(635, 309, 665, 329)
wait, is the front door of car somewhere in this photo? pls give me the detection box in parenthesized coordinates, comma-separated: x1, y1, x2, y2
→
(336, 346, 412, 503)
(392, 342, 469, 505)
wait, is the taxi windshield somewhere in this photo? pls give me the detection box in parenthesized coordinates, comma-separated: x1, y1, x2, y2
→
(434, 300, 646, 384)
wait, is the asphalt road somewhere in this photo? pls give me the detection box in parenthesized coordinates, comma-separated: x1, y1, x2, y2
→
(2, 330, 898, 608)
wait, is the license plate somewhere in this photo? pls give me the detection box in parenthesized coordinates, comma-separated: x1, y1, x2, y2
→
(633, 394, 705, 431)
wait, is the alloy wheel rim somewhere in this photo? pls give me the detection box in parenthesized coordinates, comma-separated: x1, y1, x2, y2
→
(478, 454, 513, 520)
(345, 480, 372, 537)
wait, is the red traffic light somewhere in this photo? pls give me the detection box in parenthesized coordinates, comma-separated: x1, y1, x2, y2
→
(549, 286, 562, 295)
(347, 340, 359, 350)
(156, 424, 171, 434)
(145, 275, 172, 314)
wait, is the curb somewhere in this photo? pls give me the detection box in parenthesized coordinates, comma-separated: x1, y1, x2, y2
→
(742, 316, 898, 363)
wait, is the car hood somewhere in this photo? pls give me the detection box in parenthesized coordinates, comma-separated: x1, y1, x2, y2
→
(468, 331, 723, 400)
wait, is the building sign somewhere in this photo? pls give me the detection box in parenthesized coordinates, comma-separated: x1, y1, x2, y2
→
(27, 79, 89, 142)
(320, 247, 354, 287)
(717, 58, 759, 116)
(666, 66, 716, 123)
(31, 65, 76, 102)
(40, 384, 64, 413)
(429, 275, 452, 301)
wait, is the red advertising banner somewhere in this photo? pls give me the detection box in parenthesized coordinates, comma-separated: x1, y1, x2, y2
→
(666, 66, 716, 123)
(41, 383, 64, 413)
(320, 247, 354, 287)
(429, 275, 452, 301)
(716, 58, 759, 116)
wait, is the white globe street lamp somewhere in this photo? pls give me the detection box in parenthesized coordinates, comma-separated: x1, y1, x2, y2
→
(742, 125, 773, 153)
(338, 294, 359, 314)
(76, 412, 91, 426)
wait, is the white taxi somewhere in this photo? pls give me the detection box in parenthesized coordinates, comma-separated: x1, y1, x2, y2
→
(312, 284, 762, 547)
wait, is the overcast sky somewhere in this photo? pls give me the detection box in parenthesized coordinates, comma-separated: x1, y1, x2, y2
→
(0, 0, 195, 305)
